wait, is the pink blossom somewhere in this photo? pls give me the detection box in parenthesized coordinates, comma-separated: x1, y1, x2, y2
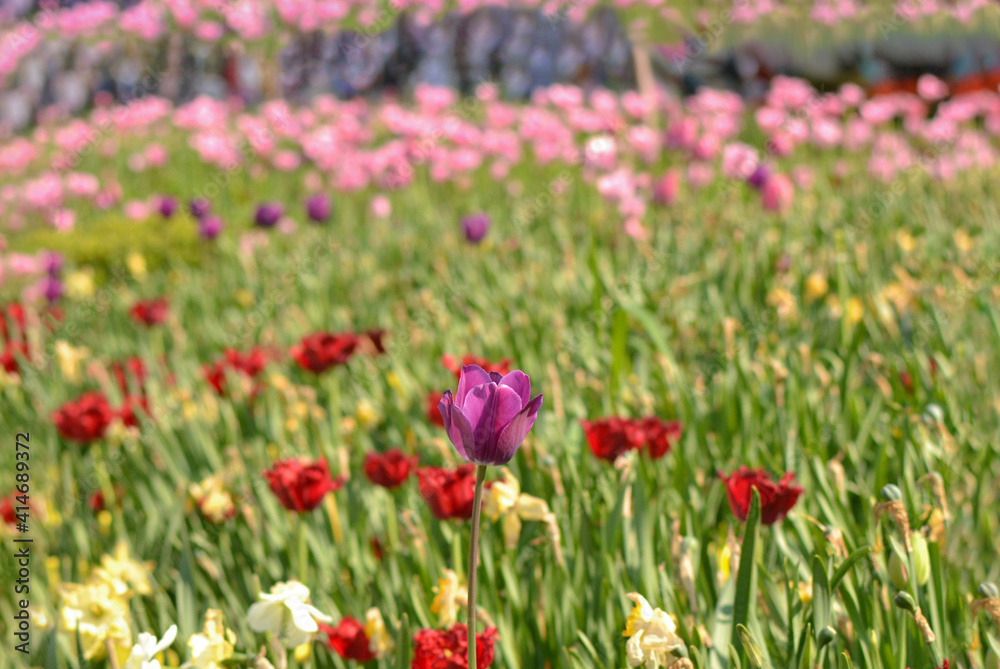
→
(762, 173, 794, 212)
(51, 209, 76, 231)
(371, 195, 391, 218)
(686, 162, 715, 189)
(722, 142, 760, 179)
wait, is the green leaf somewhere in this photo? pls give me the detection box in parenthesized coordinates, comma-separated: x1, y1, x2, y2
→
(732, 489, 761, 656)
(396, 613, 411, 669)
(830, 546, 872, 592)
(812, 556, 832, 638)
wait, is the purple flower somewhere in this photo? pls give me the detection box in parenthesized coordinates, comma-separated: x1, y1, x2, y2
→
(158, 196, 177, 218)
(42, 276, 63, 303)
(42, 251, 64, 277)
(747, 165, 770, 191)
(461, 213, 490, 244)
(438, 365, 543, 466)
(189, 198, 211, 219)
(199, 215, 224, 240)
(255, 202, 283, 228)
(305, 194, 331, 223)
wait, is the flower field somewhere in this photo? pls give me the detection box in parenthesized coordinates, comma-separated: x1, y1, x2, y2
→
(3, 3, 1000, 669)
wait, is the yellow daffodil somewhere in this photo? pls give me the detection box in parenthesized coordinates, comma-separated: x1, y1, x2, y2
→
(246, 581, 332, 648)
(127, 252, 148, 279)
(622, 593, 685, 669)
(55, 340, 90, 382)
(123, 624, 177, 669)
(189, 476, 236, 523)
(482, 468, 557, 550)
(58, 580, 132, 660)
(355, 400, 379, 428)
(430, 569, 467, 627)
(93, 541, 154, 597)
(364, 607, 394, 657)
(846, 297, 864, 325)
(188, 610, 236, 669)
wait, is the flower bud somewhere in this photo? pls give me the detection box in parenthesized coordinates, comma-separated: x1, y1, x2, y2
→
(889, 533, 930, 589)
(894, 591, 917, 612)
(817, 626, 837, 649)
(881, 484, 902, 501)
(979, 582, 1000, 599)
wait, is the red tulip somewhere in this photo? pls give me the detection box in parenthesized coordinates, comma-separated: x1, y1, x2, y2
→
(364, 449, 419, 488)
(203, 347, 271, 395)
(426, 392, 445, 427)
(416, 465, 477, 520)
(320, 617, 376, 663)
(290, 332, 358, 373)
(441, 354, 510, 379)
(130, 298, 169, 326)
(0, 302, 26, 343)
(118, 394, 150, 428)
(1, 495, 16, 525)
(111, 357, 147, 395)
(581, 416, 682, 462)
(263, 458, 343, 512)
(52, 392, 114, 444)
(364, 329, 387, 355)
(411, 624, 497, 669)
(720, 467, 803, 525)
(1, 342, 28, 374)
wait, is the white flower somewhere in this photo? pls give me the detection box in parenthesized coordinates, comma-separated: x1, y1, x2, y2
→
(123, 624, 177, 669)
(623, 593, 684, 669)
(247, 581, 332, 648)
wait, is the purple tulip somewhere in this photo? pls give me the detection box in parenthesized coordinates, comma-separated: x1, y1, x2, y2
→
(438, 365, 543, 466)
(42, 276, 63, 303)
(255, 202, 283, 228)
(189, 198, 211, 219)
(461, 213, 490, 243)
(199, 215, 224, 240)
(747, 165, 770, 191)
(305, 194, 331, 223)
(158, 196, 177, 218)
(42, 251, 64, 277)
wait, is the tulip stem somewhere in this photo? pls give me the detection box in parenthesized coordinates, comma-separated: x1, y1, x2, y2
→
(467, 464, 487, 669)
(297, 514, 308, 582)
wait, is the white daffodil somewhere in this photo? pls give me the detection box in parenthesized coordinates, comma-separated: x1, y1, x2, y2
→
(247, 581, 332, 648)
(623, 593, 685, 669)
(123, 624, 177, 669)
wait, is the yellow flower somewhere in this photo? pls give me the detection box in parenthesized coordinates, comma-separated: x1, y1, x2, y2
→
(65, 270, 95, 300)
(55, 340, 90, 382)
(767, 287, 798, 321)
(189, 476, 236, 523)
(364, 607, 394, 657)
(716, 542, 732, 584)
(93, 541, 155, 597)
(58, 580, 132, 660)
(294, 642, 312, 664)
(235, 290, 255, 308)
(482, 468, 555, 549)
(188, 609, 236, 669)
(804, 272, 828, 303)
(797, 581, 813, 605)
(622, 593, 684, 668)
(127, 252, 148, 279)
(430, 569, 467, 627)
(355, 400, 379, 428)
(846, 297, 864, 325)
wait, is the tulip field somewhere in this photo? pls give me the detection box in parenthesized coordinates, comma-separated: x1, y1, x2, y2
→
(3, 3, 1000, 669)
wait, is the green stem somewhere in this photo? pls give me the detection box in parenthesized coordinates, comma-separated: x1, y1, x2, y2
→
(297, 514, 308, 582)
(467, 465, 487, 669)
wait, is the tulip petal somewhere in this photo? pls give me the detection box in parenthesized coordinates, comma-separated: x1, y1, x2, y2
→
(487, 370, 503, 384)
(493, 393, 543, 464)
(456, 364, 491, 404)
(439, 391, 474, 461)
(498, 370, 531, 406)
(462, 382, 495, 433)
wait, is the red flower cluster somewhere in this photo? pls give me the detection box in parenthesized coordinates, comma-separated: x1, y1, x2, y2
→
(290, 330, 386, 374)
(720, 467, 803, 525)
(130, 298, 170, 326)
(426, 392, 445, 427)
(320, 617, 375, 662)
(580, 417, 682, 462)
(1, 303, 28, 374)
(203, 347, 271, 395)
(416, 465, 477, 520)
(411, 624, 498, 669)
(1, 495, 18, 525)
(263, 458, 343, 512)
(441, 354, 510, 379)
(52, 392, 115, 444)
(52, 390, 151, 443)
(111, 357, 147, 395)
(364, 449, 419, 488)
